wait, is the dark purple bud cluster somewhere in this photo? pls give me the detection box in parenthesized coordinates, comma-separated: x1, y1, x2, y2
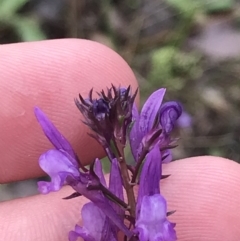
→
(75, 86, 137, 149)
(34, 85, 182, 241)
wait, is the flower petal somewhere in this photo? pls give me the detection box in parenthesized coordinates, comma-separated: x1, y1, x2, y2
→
(129, 104, 141, 161)
(69, 225, 95, 241)
(159, 101, 182, 134)
(136, 145, 161, 217)
(136, 194, 177, 241)
(69, 202, 117, 241)
(79, 202, 106, 241)
(94, 158, 107, 187)
(38, 149, 80, 194)
(109, 158, 124, 217)
(139, 88, 166, 137)
(34, 107, 78, 166)
(95, 200, 131, 237)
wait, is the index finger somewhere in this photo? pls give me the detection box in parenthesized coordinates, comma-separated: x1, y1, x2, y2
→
(0, 39, 138, 183)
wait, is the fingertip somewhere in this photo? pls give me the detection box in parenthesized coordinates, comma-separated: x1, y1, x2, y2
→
(0, 39, 139, 182)
(0, 186, 86, 241)
(162, 156, 240, 240)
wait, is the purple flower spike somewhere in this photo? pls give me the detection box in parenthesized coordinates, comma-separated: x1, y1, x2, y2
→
(69, 202, 117, 241)
(159, 101, 182, 134)
(35, 85, 180, 241)
(38, 149, 80, 194)
(34, 107, 78, 165)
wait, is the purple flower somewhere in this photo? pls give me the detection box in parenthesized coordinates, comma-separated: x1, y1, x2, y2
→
(159, 101, 182, 134)
(135, 145, 177, 241)
(37, 149, 80, 194)
(69, 202, 117, 241)
(34, 107, 132, 238)
(35, 86, 180, 241)
(129, 89, 182, 162)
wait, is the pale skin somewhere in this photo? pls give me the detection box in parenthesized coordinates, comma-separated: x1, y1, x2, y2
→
(0, 39, 240, 241)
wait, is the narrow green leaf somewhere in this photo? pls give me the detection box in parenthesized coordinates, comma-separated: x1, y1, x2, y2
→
(0, 0, 29, 16)
(11, 17, 46, 42)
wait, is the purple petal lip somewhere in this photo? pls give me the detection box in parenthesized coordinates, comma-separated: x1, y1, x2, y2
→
(37, 149, 80, 194)
(136, 194, 177, 241)
(69, 202, 121, 241)
(71, 202, 107, 241)
(159, 101, 182, 134)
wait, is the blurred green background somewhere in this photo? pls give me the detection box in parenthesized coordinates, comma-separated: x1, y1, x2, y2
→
(1, 0, 240, 200)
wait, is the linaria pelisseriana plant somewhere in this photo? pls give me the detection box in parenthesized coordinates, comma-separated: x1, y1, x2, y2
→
(34, 85, 182, 241)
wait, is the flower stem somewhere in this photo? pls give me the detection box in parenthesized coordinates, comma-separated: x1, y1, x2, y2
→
(114, 140, 136, 218)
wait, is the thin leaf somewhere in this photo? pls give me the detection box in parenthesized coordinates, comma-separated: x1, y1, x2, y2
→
(0, 0, 29, 17)
(12, 17, 46, 42)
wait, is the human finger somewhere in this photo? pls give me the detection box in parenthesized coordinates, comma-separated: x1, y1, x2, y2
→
(1, 156, 240, 240)
(161, 156, 240, 241)
(0, 39, 138, 183)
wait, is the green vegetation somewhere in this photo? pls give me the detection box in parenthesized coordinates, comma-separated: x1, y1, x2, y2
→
(0, 0, 46, 41)
(149, 47, 202, 90)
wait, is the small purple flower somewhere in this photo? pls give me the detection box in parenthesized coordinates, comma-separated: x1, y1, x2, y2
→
(37, 149, 80, 194)
(129, 89, 182, 162)
(136, 195, 176, 241)
(69, 202, 117, 241)
(159, 101, 182, 134)
(135, 145, 177, 241)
